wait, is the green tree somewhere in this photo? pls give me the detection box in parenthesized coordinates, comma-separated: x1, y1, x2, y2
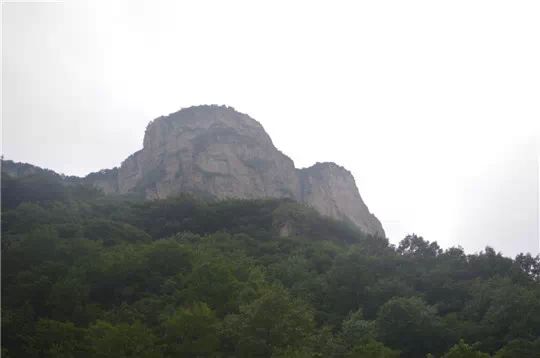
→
(397, 234, 442, 257)
(181, 260, 243, 317)
(442, 339, 490, 358)
(376, 297, 445, 357)
(514, 253, 540, 281)
(494, 338, 540, 358)
(161, 302, 220, 357)
(24, 319, 86, 358)
(86, 320, 161, 358)
(224, 287, 315, 357)
(341, 308, 376, 347)
(347, 339, 400, 358)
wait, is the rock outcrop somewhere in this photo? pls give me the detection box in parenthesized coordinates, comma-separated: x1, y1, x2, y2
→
(87, 105, 385, 237)
(299, 163, 384, 236)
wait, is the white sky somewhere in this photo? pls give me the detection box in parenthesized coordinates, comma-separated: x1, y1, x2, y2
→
(2, 0, 539, 256)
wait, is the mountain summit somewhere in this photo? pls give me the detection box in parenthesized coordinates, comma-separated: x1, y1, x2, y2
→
(87, 105, 385, 236)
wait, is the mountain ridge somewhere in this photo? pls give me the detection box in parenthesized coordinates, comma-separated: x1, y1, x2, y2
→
(3, 105, 385, 237)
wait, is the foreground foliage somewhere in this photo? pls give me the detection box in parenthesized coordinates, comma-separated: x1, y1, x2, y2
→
(2, 169, 540, 357)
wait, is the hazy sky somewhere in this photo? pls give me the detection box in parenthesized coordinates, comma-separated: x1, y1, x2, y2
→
(3, 0, 539, 256)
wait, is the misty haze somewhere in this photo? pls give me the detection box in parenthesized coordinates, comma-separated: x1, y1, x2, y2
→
(2, 1, 540, 358)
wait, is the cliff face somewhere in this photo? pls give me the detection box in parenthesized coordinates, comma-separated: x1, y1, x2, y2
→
(88, 105, 385, 237)
(299, 163, 384, 236)
(115, 106, 300, 201)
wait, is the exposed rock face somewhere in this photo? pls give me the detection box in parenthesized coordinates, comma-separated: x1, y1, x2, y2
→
(299, 163, 384, 236)
(88, 105, 385, 236)
(115, 106, 300, 201)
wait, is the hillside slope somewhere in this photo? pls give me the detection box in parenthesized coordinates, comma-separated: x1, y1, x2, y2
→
(1, 170, 540, 357)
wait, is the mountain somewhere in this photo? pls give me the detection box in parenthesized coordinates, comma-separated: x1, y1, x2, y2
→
(85, 105, 384, 236)
(3, 117, 540, 358)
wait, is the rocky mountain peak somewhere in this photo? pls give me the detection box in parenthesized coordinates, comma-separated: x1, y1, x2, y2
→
(88, 105, 385, 237)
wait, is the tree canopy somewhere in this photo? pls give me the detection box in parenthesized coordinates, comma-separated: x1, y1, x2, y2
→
(2, 169, 539, 357)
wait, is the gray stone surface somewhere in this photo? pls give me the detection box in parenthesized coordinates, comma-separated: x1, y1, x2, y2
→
(87, 105, 385, 237)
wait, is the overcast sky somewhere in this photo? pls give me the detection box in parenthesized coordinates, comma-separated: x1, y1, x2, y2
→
(2, 0, 539, 256)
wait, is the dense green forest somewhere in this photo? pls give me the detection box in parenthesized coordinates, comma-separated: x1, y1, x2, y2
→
(2, 166, 540, 357)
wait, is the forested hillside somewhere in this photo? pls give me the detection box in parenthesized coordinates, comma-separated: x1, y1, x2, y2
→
(2, 167, 540, 357)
